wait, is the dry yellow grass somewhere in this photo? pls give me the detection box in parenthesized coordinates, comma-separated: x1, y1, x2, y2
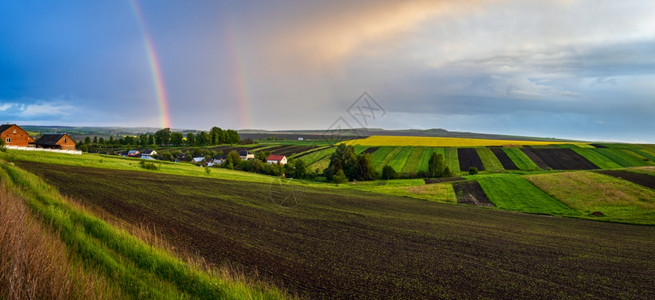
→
(344, 136, 579, 147)
(0, 184, 113, 299)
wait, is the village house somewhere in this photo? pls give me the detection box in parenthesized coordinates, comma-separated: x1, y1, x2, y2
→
(35, 133, 76, 150)
(0, 124, 35, 147)
(239, 150, 254, 160)
(267, 154, 287, 165)
(141, 149, 157, 159)
(127, 150, 141, 157)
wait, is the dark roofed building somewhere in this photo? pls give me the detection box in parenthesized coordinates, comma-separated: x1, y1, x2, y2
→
(35, 133, 76, 150)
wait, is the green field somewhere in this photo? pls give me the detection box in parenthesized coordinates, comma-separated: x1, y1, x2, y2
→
(401, 147, 425, 173)
(15, 160, 655, 298)
(503, 147, 540, 170)
(597, 148, 651, 167)
(387, 146, 413, 172)
(444, 147, 460, 172)
(476, 147, 504, 171)
(298, 147, 335, 165)
(370, 147, 394, 167)
(572, 148, 622, 169)
(477, 174, 577, 215)
(525, 171, 655, 224)
(417, 148, 443, 172)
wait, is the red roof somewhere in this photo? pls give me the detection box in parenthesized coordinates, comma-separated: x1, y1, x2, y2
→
(267, 154, 286, 161)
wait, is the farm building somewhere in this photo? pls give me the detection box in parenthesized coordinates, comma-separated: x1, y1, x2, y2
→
(0, 124, 35, 147)
(35, 133, 76, 150)
(127, 150, 141, 157)
(267, 154, 287, 165)
(239, 150, 254, 160)
(141, 150, 157, 159)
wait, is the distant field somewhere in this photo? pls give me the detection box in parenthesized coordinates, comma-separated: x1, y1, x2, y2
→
(476, 147, 504, 171)
(345, 136, 577, 147)
(18, 162, 655, 299)
(387, 146, 413, 172)
(525, 171, 655, 224)
(503, 148, 539, 170)
(572, 148, 622, 169)
(596, 148, 651, 167)
(401, 147, 425, 173)
(477, 175, 577, 215)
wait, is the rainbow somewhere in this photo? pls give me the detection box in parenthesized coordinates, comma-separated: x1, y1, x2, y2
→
(128, 0, 171, 128)
(224, 19, 251, 129)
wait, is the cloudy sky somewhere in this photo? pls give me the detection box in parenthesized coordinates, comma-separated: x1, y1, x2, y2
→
(1, 1, 654, 141)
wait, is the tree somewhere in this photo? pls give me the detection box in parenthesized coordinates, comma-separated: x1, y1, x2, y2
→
(196, 131, 210, 146)
(84, 136, 91, 144)
(294, 159, 307, 179)
(225, 150, 241, 169)
(93, 136, 98, 144)
(468, 167, 478, 175)
(148, 134, 155, 145)
(210, 127, 223, 145)
(138, 134, 148, 146)
(186, 133, 195, 146)
(226, 129, 240, 144)
(382, 165, 398, 180)
(154, 128, 171, 146)
(325, 144, 357, 181)
(98, 137, 105, 145)
(170, 132, 183, 146)
(333, 169, 348, 184)
(355, 153, 376, 181)
(256, 151, 271, 162)
(428, 152, 447, 177)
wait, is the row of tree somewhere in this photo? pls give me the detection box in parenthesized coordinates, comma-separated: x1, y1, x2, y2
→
(78, 127, 240, 150)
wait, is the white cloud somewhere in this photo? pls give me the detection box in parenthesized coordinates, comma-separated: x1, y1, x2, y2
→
(0, 103, 14, 111)
(21, 103, 74, 117)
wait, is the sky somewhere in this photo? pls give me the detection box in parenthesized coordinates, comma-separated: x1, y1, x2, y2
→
(1, 0, 654, 142)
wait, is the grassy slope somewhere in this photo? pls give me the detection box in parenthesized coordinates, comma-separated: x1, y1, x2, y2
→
(476, 174, 577, 215)
(375, 147, 403, 171)
(444, 148, 460, 173)
(417, 148, 442, 172)
(503, 148, 540, 170)
(387, 146, 413, 172)
(401, 147, 425, 173)
(525, 171, 655, 224)
(0, 162, 286, 299)
(18, 162, 655, 299)
(370, 147, 394, 166)
(597, 148, 650, 167)
(572, 148, 622, 169)
(350, 179, 456, 203)
(297, 147, 335, 165)
(476, 147, 504, 171)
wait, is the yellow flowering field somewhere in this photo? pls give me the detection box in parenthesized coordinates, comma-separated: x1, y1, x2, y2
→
(344, 136, 582, 147)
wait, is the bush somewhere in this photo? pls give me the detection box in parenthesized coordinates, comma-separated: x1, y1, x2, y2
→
(468, 167, 478, 175)
(333, 169, 348, 184)
(381, 165, 398, 180)
(139, 160, 158, 170)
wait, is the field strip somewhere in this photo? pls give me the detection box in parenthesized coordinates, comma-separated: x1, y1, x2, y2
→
(478, 175, 577, 215)
(402, 147, 425, 173)
(571, 148, 621, 169)
(503, 147, 539, 170)
(476, 147, 504, 171)
(344, 135, 575, 147)
(444, 148, 460, 172)
(525, 171, 655, 224)
(387, 147, 413, 172)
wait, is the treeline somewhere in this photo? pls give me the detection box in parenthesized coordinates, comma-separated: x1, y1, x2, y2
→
(77, 127, 241, 151)
(323, 144, 453, 183)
